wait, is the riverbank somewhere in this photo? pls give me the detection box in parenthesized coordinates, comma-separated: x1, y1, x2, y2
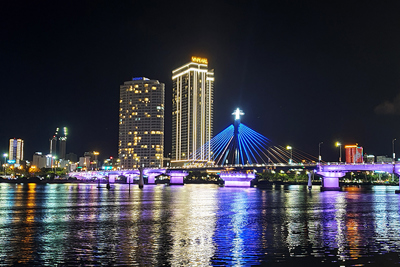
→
(1, 177, 397, 187)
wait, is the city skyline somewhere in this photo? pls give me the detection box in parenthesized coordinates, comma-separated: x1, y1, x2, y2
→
(2, 1, 400, 162)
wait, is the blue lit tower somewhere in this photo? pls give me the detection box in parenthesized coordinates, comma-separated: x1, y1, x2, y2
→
(232, 108, 244, 165)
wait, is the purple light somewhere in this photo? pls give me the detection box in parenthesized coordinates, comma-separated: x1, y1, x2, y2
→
(109, 174, 117, 183)
(323, 177, 339, 188)
(147, 174, 157, 184)
(168, 171, 188, 185)
(224, 180, 251, 187)
(220, 172, 255, 187)
(170, 176, 184, 184)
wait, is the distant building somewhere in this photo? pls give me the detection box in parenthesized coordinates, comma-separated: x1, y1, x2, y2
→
(171, 56, 214, 166)
(9, 138, 24, 164)
(65, 153, 77, 163)
(59, 137, 67, 160)
(365, 154, 375, 163)
(58, 127, 68, 159)
(32, 152, 46, 169)
(345, 144, 363, 163)
(49, 133, 57, 158)
(45, 154, 55, 168)
(102, 157, 120, 170)
(79, 156, 91, 170)
(376, 155, 392, 163)
(119, 77, 165, 169)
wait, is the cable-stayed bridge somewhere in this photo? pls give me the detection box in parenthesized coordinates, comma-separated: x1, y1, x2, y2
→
(69, 108, 400, 192)
(189, 108, 318, 167)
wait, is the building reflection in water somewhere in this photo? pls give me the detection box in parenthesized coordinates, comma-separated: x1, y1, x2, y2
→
(2, 184, 400, 265)
(168, 185, 218, 266)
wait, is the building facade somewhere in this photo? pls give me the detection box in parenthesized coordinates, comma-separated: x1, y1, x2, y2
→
(119, 77, 165, 169)
(171, 56, 214, 165)
(9, 138, 24, 164)
(32, 152, 46, 169)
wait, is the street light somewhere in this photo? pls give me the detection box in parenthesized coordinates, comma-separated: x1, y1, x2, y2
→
(318, 142, 323, 164)
(393, 139, 396, 163)
(336, 142, 342, 162)
(286, 146, 292, 164)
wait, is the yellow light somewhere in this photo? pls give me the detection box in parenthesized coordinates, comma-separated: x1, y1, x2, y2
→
(191, 56, 208, 64)
(336, 142, 341, 147)
(286, 146, 292, 150)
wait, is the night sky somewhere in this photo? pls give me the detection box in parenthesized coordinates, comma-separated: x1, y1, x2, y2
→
(2, 1, 400, 163)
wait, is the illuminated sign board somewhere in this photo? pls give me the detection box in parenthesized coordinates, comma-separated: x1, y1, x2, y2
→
(7, 160, 16, 164)
(191, 56, 208, 64)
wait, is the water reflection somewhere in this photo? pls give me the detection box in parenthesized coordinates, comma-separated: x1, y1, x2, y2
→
(1, 184, 400, 265)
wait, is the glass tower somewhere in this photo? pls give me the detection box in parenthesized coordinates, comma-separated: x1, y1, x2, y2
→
(171, 57, 214, 166)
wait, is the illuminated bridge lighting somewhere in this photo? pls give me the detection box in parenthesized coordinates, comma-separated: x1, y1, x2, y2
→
(191, 109, 318, 166)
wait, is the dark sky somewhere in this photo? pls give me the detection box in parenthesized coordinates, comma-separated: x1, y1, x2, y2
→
(1, 0, 400, 162)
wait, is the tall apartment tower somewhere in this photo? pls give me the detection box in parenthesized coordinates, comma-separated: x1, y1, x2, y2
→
(9, 138, 24, 164)
(119, 77, 165, 169)
(58, 127, 68, 160)
(171, 56, 214, 166)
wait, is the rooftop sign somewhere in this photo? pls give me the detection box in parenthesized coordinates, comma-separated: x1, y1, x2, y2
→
(191, 56, 208, 64)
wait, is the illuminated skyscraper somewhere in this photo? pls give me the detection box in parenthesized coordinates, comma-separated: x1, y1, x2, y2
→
(171, 56, 214, 165)
(49, 127, 59, 157)
(9, 138, 24, 164)
(119, 77, 165, 169)
(59, 127, 68, 160)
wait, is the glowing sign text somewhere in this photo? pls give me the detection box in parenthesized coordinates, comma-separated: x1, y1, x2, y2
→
(191, 56, 208, 64)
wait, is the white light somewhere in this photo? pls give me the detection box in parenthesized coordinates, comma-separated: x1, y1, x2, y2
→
(172, 68, 208, 79)
(232, 108, 244, 120)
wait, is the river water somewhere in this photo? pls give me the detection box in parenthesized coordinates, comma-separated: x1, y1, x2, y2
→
(0, 183, 400, 266)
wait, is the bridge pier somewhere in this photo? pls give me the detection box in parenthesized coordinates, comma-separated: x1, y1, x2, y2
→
(220, 171, 255, 187)
(168, 170, 187, 185)
(318, 171, 346, 191)
(146, 173, 158, 184)
(108, 174, 118, 183)
(138, 167, 144, 188)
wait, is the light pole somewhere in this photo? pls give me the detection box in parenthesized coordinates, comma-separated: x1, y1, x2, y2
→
(336, 142, 342, 162)
(318, 142, 323, 164)
(393, 139, 396, 163)
(286, 146, 292, 164)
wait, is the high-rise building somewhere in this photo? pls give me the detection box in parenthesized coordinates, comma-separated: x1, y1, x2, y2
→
(9, 138, 24, 164)
(119, 77, 165, 169)
(59, 137, 66, 159)
(171, 56, 214, 166)
(49, 127, 59, 158)
(59, 127, 68, 160)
